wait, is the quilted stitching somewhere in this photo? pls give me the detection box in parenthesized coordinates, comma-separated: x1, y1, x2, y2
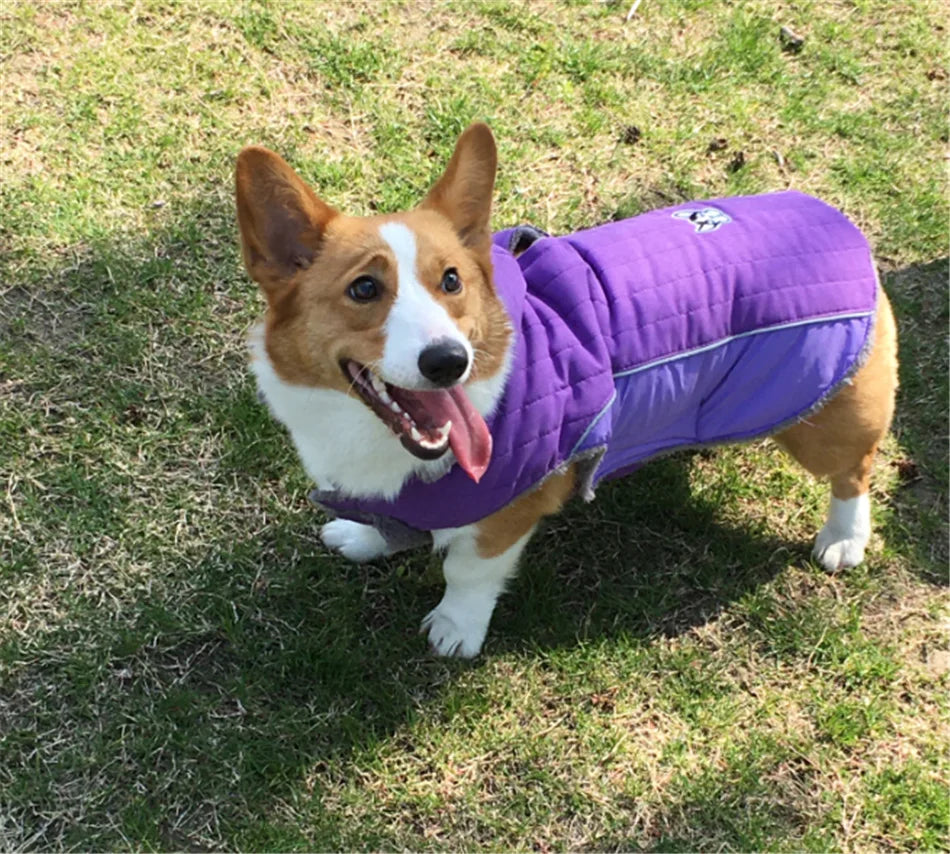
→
(315, 192, 879, 532)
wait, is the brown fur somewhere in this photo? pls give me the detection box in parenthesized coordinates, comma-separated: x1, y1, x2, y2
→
(235, 124, 511, 393)
(476, 466, 578, 558)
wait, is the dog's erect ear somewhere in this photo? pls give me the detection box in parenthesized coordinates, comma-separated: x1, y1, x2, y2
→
(420, 122, 497, 251)
(235, 146, 338, 293)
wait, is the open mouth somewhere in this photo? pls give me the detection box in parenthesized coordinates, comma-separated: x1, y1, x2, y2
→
(342, 360, 492, 483)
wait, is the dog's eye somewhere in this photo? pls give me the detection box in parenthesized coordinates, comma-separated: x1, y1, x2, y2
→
(347, 276, 380, 303)
(441, 268, 462, 294)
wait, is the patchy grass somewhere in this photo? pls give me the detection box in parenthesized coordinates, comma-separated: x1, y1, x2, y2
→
(1, 0, 947, 850)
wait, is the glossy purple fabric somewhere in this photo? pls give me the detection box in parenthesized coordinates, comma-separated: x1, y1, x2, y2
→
(314, 191, 877, 532)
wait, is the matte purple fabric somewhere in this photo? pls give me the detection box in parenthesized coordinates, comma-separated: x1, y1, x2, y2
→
(314, 191, 877, 532)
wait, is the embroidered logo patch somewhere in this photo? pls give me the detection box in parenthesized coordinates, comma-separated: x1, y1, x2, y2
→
(672, 206, 731, 233)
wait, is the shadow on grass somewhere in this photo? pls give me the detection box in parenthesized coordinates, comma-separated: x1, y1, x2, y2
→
(496, 454, 797, 655)
(2, 199, 946, 849)
(880, 258, 950, 585)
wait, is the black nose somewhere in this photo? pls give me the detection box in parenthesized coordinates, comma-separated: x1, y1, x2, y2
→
(418, 339, 469, 386)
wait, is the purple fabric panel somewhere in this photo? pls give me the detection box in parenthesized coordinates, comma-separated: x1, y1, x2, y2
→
(319, 241, 616, 532)
(556, 192, 876, 373)
(594, 316, 872, 484)
(478, 240, 615, 504)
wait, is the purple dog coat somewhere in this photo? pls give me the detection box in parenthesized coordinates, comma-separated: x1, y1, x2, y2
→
(312, 191, 878, 537)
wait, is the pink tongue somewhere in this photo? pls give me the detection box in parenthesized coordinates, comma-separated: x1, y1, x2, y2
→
(401, 385, 492, 482)
(443, 385, 493, 482)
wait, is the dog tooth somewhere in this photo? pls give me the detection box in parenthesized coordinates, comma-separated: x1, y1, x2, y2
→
(419, 433, 449, 450)
(410, 426, 423, 442)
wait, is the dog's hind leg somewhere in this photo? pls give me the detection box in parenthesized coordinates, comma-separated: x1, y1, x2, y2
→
(811, 450, 877, 571)
(774, 289, 898, 571)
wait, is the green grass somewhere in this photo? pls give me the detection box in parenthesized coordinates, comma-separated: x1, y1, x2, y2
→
(1, 0, 947, 850)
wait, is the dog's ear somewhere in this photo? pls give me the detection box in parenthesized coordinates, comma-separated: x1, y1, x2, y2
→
(420, 122, 497, 251)
(235, 146, 338, 294)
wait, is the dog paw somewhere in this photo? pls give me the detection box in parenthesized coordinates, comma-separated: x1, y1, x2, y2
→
(812, 526, 867, 572)
(320, 520, 389, 563)
(421, 601, 490, 659)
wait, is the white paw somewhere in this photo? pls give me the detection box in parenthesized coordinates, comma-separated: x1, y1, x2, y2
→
(421, 598, 491, 659)
(812, 526, 867, 571)
(320, 519, 389, 563)
(812, 493, 870, 572)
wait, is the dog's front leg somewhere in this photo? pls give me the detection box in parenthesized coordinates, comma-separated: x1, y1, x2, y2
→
(423, 525, 535, 658)
(423, 466, 579, 658)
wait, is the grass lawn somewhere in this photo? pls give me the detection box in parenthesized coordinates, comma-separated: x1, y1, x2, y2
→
(1, 0, 947, 850)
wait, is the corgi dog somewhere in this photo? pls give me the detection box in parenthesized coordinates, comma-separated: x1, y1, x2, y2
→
(236, 123, 898, 658)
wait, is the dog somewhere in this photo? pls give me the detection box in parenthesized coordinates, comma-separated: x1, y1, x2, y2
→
(236, 123, 898, 658)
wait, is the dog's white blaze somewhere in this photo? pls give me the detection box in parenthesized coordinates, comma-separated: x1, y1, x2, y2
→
(379, 221, 473, 388)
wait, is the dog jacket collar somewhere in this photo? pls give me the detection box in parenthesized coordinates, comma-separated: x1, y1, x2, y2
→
(313, 191, 878, 535)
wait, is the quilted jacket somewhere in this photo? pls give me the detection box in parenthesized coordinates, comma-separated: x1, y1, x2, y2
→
(313, 191, 878, 535)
